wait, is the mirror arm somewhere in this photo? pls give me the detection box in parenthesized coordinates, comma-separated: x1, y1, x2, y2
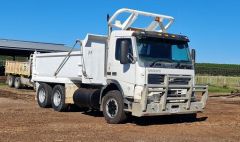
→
(127, 53, 136, 64)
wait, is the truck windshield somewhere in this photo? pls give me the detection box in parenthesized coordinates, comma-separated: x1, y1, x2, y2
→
(136, 37, 192, 68)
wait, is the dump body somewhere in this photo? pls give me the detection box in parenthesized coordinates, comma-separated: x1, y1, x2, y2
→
(32, 51, 83, 84)
(32, 34, 107, 85)
(5, 60, 31, 76)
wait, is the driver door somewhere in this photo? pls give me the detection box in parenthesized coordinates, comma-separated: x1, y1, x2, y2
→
(107, 37, 136, 97)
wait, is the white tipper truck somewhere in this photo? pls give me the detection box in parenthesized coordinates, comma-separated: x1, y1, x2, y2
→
(32, 8, 208, 124)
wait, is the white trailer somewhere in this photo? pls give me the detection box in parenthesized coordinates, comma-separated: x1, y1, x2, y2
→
(32, 8, 208, 124)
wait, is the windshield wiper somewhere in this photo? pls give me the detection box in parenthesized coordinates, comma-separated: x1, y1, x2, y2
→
(175, 60, 192, 69)
(150, 59, 173, 67)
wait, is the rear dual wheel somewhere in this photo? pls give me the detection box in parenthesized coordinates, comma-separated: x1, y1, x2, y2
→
(7, 75, 22, 89)
(37, 83, 52, 108)
(7, 75, 15, 87)
(51, 85, 68, 112)
(14, 77, 22, 89)
(37, 84, 68, 111)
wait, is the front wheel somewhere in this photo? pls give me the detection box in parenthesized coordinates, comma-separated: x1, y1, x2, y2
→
(51, 85, 68, 112)
(102, 90, 127, 124)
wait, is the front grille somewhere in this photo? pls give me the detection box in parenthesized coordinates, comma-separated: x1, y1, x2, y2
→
(148, 74, 191, 85)
(168, 90, 187, 97)
(169, 76, 191, 85)
(148, 74, 164, 84)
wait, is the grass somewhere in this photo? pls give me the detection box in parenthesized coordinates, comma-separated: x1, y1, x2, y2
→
(0, 82, 6, 87)
(196, 76, 240, 88)
(208, 85, 234, 93)
(196, 75, 240, 93)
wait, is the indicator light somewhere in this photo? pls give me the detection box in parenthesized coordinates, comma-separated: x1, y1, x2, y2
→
(155, 17, 161, 22)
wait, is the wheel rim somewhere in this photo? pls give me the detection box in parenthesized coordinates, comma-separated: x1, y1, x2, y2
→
(14, 78, 19, 87)
(53, 90, 61, 107)
(106, 98, 118, 118)
(39, 88, 46, 103)
(8, 77, 12, 86)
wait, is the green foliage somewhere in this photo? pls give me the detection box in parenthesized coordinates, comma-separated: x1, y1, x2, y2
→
(208, 85, 234, 93)
(0, 83, 6, 87)
(0, 55, 28, 66)
(196, 63, 240, 76)
(0, 56, 13, 66)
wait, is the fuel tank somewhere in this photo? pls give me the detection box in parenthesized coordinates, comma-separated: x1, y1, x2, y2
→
(73, 88, 100, 109)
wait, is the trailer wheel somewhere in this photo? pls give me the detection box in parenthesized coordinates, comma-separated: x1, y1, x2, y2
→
(7, 75, 15, 87)
(14, 77, 22, 89)
(37, 83, 52, 108)
(102, 90, 127, 124)
(51, 85, 68, 112)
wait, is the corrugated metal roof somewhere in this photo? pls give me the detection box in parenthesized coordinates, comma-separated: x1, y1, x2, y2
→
(0, 38, 71, 52)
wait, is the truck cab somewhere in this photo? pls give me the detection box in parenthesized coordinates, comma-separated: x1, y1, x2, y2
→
(106, 30, 207, 117)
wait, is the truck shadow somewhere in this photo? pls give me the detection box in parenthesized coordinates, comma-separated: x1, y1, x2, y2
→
(82, 110, 103, 117)
(126, 115, 208, 126)
(68, 105, 103, 117)
(68, 106, 208, 125)
(21, 86, 34, 90)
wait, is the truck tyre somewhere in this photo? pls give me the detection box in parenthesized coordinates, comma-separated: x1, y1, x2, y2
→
(8, 75, 15, 87)
(14, 77, 22, 89)
(37, 83, 52, 108)
(51, 85, 68, 112)
(102, 90, 127, 124)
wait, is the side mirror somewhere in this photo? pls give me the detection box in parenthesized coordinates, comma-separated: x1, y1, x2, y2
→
(191, 49, 196, 63)
(120, 40, 129, 64)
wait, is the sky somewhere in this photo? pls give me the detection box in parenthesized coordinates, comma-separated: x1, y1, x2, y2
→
(0, 0, 239, 64)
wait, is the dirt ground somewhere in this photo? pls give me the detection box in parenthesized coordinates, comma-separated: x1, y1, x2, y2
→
(0, 86, 240, 142)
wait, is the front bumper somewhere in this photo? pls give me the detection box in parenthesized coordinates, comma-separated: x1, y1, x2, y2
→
(132, 100, 206, 117)
(132, 75, 208, 117)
